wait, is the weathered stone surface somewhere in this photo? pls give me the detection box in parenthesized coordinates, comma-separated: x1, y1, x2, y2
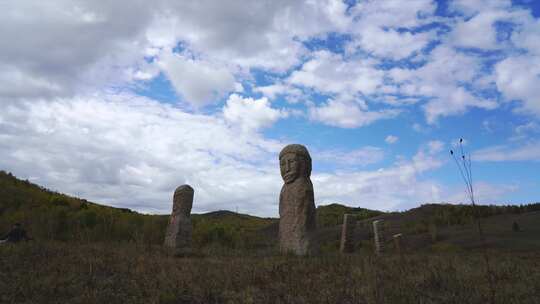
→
(393, 233, 403, 254)
(278, 144, 317, 255)
(373, 220, 385, 255)
(164, 185, 194, 256)
(340, 214, 356, 253)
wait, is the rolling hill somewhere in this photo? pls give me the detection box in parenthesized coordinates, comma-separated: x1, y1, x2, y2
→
(1, 170, 539, 253)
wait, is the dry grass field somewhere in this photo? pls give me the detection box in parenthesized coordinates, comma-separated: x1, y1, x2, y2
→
(1, 242, 539, 304)
(2, 171, 540, 303)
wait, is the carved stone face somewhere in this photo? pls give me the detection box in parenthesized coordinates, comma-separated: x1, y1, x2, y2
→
(280, 153, 306, 184)
(172, 185, 194, 217)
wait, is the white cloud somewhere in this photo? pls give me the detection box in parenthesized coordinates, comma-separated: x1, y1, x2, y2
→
(154, 0, 350, 72)
(385, 135, 399, 144)
(511, 16, 540, 57)
(254, 83, 304, 103)
(450, 10, 508, 49)
(412, 123, 426, 133)
(0, 0, 353, 103)
(427, 140, 445, 154)
(350, 0, 436, 29)
(511, 121, 540, 141)
(449, 0, 512, 16)
(0, 93, 284, 216)
(222, 94, 287, 132)
(316, 147, 385, 167)
(389, 46, 498, 123)
(0, 92, 456, 215)
(443, 181, 518, 205)
(2, 0, 540, 216)
(482, 119, 494, 133)
(288, 50, 384, 96)
(159, 53, 236, 107)
(423, 87, 497, 123)
(0, 0, 155, 100)
(473, 142, 540, 162)
(309, 99, 399, 128)
(314, 142, 445, 211)
(495, 55, 540, 116)
(349, 26, 432, 59)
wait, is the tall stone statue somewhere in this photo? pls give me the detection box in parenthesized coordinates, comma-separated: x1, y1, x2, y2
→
(279, 144, 317, 255)
(164, 185, 194, 256)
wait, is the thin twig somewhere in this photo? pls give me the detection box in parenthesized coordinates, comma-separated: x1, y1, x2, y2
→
(450, 139, 496, 304)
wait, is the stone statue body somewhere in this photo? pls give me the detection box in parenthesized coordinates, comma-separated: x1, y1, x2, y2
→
(279, 144, 316, 255)
(164, 185, 194, 256)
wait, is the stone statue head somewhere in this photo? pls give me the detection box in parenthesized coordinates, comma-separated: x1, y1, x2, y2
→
(279, 144, 312, 184)
(172, 185, 194, 217)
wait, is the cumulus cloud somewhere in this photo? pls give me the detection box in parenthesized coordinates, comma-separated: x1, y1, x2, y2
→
(443, 181, 519, 205)
(343, 0, 437, 59)
(0, 92, 460, 215)
(314, 141, 445, 211)
(389, 46, 498, 123)
(316, 147, 385, 167)
(223, 94, 287, 132)
(309, 99, 399, 128)
(1, 0, 540, 215)
(159, 53, 237, 107)
(0, 0, 155, 100)
(0, 0, 352, 103)
(510, 121, 540, 141)
(349, 26, 432, 60)
(423, 87, 498, 123)
(472, 142, 540, 162)
(427, 140, 445, 154)
(0, 93, 284, 216)
(449, 0, 512, 16)
(288, 51, 384, 96)
(385, 135, 399, 144)
(152, 0, 350, 72)
(449, 8, 513, 49)
(495, 55, 540, 116)
(254, 83, 303, 103)
(350, 0, 436, 29)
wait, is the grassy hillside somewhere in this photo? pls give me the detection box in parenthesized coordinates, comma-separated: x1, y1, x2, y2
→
(316, 203, 384, 227)
(0, 170, 384, 251)
(1, 170, 539, 253)
(2, 170, 540, 303)
(0, 170, 272, 249)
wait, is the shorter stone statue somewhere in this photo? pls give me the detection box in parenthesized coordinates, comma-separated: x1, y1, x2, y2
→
(279, 144, 317, 255)
(512, 221, 521, 232)
(164, 185, 194, 256)
(393, 233, 403, 255)
(372, 220, 385, 255)
(340, 214, 356, 253)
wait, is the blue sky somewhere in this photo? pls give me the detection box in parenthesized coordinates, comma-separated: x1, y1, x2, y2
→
(0, 0, 539, 216)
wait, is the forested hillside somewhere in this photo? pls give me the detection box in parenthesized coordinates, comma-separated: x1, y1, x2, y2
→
(1, 170, 539, 252)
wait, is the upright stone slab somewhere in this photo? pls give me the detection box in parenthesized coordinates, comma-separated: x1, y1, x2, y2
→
(373, 220, 385, 255)
(393, 233, 403, 254)
(340, 214, 356, 253)
(278, 144, 317, 255)
(164, 185, 194, 256)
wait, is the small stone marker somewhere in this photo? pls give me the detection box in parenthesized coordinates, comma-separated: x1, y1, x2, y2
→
(393, 233, 403, 254)
(373, 220, 385, 255)
(164, 185, 194, 256)
(278, 144, 317, 255)
(340, 214, 356, 253)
